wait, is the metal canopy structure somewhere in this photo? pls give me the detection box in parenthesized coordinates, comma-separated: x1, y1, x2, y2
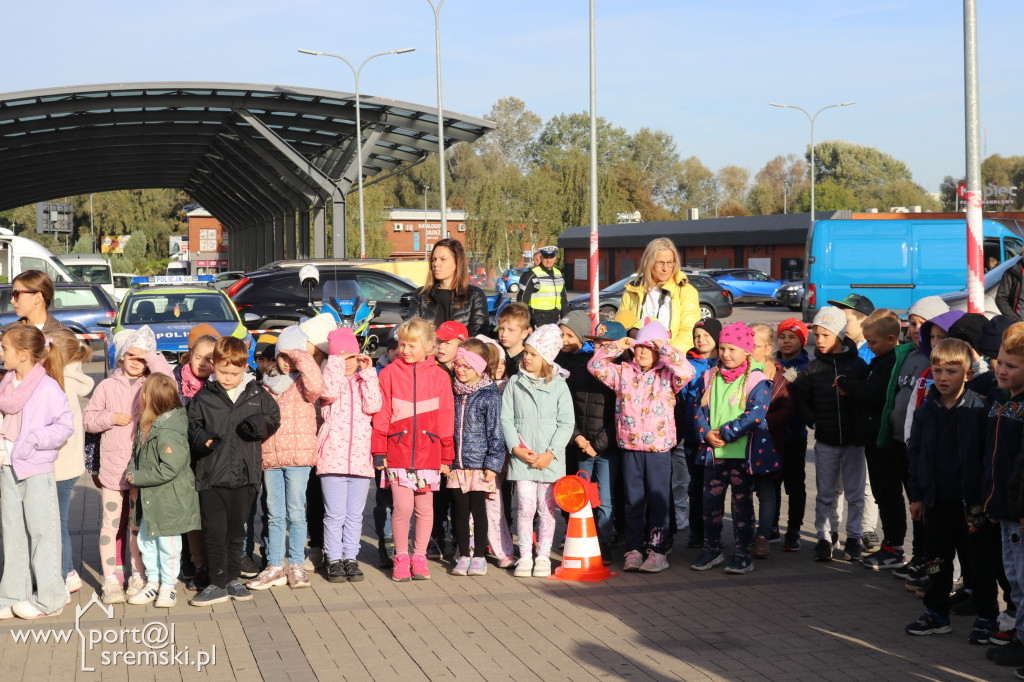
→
(0, 82, 494, 269)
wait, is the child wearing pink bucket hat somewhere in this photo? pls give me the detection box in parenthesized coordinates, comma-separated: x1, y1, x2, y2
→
(691, 322, 779, 576)
(588, 319, 694, 573)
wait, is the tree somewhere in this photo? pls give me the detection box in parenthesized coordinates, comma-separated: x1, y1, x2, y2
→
(716, 165, 750, 207)
(482, 96, 542, 173)
(746, 154, 809, 215)
(810, 140, 913, 192)
(938, 175, 964, 212)
(859, 180, 941, 213)
(531, 112, 630, 168)
(629, 127, 681, 208)
(71, 236, 93, 253)
(670, 156, 717, 218)
(123, 230, 148, 269)
(794, 179, 860, 212)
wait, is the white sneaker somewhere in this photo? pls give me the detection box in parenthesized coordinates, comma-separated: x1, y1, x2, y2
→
(12, 600, 61, 619)
(513, 556, 533, 578)
(0, 607, 12, 620)
(65, 570, 83, 594)
(532, 556, 552, 578)
(127, 582, 159, 605)
(155, 585, 176, 608)
(125, 574, 146, 597)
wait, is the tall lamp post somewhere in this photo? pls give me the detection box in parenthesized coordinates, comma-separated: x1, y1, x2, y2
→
(427, 0, 448, 240)
(769, 101, 855, 225)
(299, 46, 416, 258)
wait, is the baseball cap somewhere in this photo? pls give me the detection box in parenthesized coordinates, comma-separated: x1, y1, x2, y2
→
(436, 320, 469, 342)
(826, 293, 875, 317)
(585, 320, 628, 342)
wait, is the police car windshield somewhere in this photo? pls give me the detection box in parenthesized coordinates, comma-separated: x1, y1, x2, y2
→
(123, 293, 235, 325)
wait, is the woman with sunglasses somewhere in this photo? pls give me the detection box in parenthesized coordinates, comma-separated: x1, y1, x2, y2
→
(3, 270, 65, 334)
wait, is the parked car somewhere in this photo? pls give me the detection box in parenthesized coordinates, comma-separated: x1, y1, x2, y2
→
(567, 273, 732, 321)
(0, 283, 115, 372)
(498, 268, 529, 296)
(213, 270, 245, 289)
(708, 269, 785, 304)
(774, 281, 804, 312)
(939, 255, 1019, 317)
(227, 265, 417, 356)
(102, 276, 254, 370)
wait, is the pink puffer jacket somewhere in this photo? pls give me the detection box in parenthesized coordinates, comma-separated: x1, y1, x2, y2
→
(82, 352, 174, 490)
(261, 350, 324, 469)
(316, 357, 382, 478)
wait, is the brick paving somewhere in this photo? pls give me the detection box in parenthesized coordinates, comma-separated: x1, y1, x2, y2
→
(0, 444, 1005, 681)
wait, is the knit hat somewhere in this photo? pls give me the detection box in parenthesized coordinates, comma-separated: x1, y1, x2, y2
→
(276, 325, 308, 357)
(558, 310, 592, 345)
(693, 318, 722, 347)
(328, 328, 359, 356)
(188, 323, 220, 350)
(777, 318, 809, 348)
(585, 320, 628, 342)
(979, 315, 1013, 358)
(525, 324, 563, 367)
(812, 306, 847, 340)
(436, 320, 469, 342)
(947, 313, 987, 353)
(719, 322, 755, 355)
(907, 295, 950, 322)
(124, 325, 156, 354)
(634, 320, 670, 349)
(299, 313, 336, 353)
(920, 310, 966, 358)
(254, 332, 278, 361)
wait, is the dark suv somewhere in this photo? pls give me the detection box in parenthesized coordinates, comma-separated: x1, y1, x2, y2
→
(227, 266, 416, 355)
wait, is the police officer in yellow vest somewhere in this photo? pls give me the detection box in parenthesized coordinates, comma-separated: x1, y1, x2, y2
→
(517, 245, 568, 327)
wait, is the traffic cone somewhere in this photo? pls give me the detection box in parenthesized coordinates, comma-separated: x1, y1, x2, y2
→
(549, 497, 616, 582)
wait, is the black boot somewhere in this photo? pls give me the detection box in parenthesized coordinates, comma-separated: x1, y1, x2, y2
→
(344, 559, 364, 582)
(378, 541, 394, 569)
(326, 560, 348, 583)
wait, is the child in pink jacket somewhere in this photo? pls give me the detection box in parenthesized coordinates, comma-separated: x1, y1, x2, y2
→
(316, 328, 382, 583)
(588, 320, 693, 573)
(83, 326, 173, 604)
(246, 325, 324, 592)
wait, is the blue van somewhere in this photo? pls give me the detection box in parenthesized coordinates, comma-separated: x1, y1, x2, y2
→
(803, 217, 1024, 321)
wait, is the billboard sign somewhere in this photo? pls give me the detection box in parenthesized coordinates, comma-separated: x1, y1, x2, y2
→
(36, 202, 73, 234)
(101, 235, 131, 254)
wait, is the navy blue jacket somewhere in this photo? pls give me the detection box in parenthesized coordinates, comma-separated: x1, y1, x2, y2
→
(452, 381, 506, 475)
(778, 349, 810, 444)
(982, 389, 1024, 520)
(677, 353, 716, 446)
(906, 386, 987, 508)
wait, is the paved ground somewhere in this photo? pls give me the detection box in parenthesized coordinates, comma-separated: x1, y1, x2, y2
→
(0, 304, 1005, 681)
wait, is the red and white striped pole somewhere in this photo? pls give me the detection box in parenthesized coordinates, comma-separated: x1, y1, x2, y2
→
(587, 0, 600, 333)
(964, 0, 984, 314)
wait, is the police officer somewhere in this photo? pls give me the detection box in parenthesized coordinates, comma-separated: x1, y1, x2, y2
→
(517, 245, 568, 327)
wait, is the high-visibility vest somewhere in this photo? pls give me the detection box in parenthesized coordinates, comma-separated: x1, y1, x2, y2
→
(529, 265, 564, 311)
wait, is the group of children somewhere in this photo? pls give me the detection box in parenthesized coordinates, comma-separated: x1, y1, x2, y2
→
(5, 283, 1024, 675)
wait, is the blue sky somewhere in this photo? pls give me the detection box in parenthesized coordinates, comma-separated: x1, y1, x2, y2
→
(5, 1, 1022, 193)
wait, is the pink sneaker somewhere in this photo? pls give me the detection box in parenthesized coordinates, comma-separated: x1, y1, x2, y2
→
(411, 553, 431, 580)
(623, 550, 643, 572)
(392, 554, 411, 582)
(638, 550, 669, 573)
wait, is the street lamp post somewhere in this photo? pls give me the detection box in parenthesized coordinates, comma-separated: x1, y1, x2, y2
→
(423, 184, 430, 261)
(769, 101, 855, 224)
(427, 0, 448, 240)
(299, 46, 416, 258)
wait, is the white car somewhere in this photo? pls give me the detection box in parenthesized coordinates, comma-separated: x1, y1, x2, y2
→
(939, 256, 1020, 318)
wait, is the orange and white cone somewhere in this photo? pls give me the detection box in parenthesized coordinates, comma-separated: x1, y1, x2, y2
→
(549, 500, 616, 582)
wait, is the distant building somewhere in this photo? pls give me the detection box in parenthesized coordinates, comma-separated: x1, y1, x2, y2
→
(186, 207, 229, 275)
(384, 209, 467, 259)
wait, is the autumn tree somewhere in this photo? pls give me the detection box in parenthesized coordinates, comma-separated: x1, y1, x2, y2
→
(746, 154, 809, 215)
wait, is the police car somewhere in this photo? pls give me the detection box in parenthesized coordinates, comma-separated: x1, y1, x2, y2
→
(103, 276, 254, 370)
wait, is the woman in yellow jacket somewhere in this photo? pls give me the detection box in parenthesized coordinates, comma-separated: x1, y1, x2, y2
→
(614, 238, 700, 353)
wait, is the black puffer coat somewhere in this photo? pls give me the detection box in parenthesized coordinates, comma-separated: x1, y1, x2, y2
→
(793, 338, 870, 446)
(187, 374, 281, 490)
(561, 351, 617, 455)
(407, 284, 490, 337)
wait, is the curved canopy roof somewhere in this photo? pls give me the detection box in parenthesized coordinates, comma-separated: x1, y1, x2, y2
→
(0, 82, 493, 264)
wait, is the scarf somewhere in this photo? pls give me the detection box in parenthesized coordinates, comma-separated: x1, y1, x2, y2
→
(719, 358, 749, 383)
(0, 363, 46, 442)
(179, 362, 205, 399)
(454, 374, 493, 396)
(518, 368, 546, 387)
(263, 369, 299, 395)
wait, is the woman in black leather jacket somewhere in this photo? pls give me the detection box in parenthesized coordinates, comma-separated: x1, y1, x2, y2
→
(406, 238, 490, 337)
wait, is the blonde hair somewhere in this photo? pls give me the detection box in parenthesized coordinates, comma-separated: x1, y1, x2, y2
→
(497, 302, 531, 329)
(47, 328, 91, 365)
(524, 344, 554, 383)
(396, 317, 436, 351)
(1, 325, 65, 390)
(638, 238, 682, 291)
(749, 323, 776, 380)
(930, 338, 972, 372)
(138, 374, 182, 443)
(863, 308, 901, 339)
(1002, 328, 1024, 357)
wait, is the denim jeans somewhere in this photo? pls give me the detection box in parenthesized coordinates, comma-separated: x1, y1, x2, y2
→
(754, 475, 777, 539)
(242, 485, 268, 559)
(264, 466, 310, 567)
(137, 518, 180, 586)
(577, 449, 620, 544)
(0, 466, 66, 613)
(56, 476, 77, 580)
(320, 474, 371, 561)
(1000, 521, 1024, 635)
(669, 445, 690, 531)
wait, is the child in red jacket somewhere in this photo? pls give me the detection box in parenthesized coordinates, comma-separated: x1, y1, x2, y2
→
(372, 317, 456, 582)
